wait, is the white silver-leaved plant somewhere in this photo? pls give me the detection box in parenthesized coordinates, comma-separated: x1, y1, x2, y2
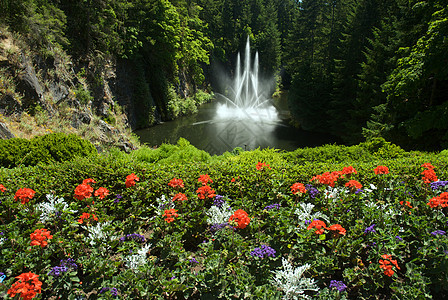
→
(206, 202, 234, 225)
(272, 258, 319, 300)
(323, 186, 348, 200)
(83, 221, 118, 246)
(150, 195, 175, 217)
(36, 194, 77, 223)
(294, 202, 329, 229)
(123, 243, 152, 270)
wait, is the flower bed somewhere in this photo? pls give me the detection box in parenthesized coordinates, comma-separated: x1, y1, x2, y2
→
(0, 147, 447, 299)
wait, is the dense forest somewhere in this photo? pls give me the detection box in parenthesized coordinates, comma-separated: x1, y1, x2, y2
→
(1, 0, 447, 150)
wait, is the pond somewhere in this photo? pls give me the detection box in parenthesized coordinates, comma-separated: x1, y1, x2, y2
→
(134, 94, 339, 155)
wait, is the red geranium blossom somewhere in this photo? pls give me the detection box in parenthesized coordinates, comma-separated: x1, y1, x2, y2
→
(78, 212, 98, 224)
(125, 173, 139, 188)
(400, 201, 413, 209)
(198, 174, 213, 185)
(0, 184, 6, 192)
(373, 166, 389, 175)
(311, 171, 341, 187)
(345, 180, 363, 190)
(82, 178, 96, 185)
(379, 254, 400, 277)
(168, 178, 184, 189)
(340, 166, 357, 175)
(328, 224, 346, 235)
(163, 208, 178, 223)
(307, 220, 327, 235)
(290, 182, 307, 195)
(256, 162, 271, 170)
(421, 169, 438, 184)
(197, 185, 216, 200)
(427, 192, 448, 208)
(74, 183, 94, 201)
(228, 209, 251, 229)
(94, 187, 109, 199)
(14, 188, 36, 204)
(172, 193, 188, 202)
(421, 163, 435, 169)
(30, 228, 53, 248)
(7, 272, 42, 300)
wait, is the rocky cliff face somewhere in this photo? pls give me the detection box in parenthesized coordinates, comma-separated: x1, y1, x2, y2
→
(0, 28, 140, 152)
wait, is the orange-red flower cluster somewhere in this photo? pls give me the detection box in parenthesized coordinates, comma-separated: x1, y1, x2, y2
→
(307, 220, 346, 236)
(7, 272, 42, 300)
(197, 185, 216, 200)
(172, 193, 188, 202)
(168, 178, 184, 189)
(400, 201, 413, 209)
(14, 188, 36, 204)
(427, 192, 448, 208)
(345, 180, 363, 191)
(311, 171, 341, 187)
(198, 174, 212, 185)
(421, 167, 438, 184)
(341, 166, 357, 175)
(0, 184, 6, 192)
(78, 212, 99, 224)
(228, 209, 251, 229)
(30, 228, 53, 248)
(379, 254, 400, 277)
(125, 173, 139, 188)
(290, 182, 307, 195)
(163, 208, 178, 223)
(94, 187, 109, 199)
(74, 179, 96, 201)
(373, 165, 389, 175)
(256, 162, 271, 170)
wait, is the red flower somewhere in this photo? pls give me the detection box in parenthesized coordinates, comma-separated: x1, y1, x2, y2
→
(78, 212, 98, 224)
(74, 183, 93, 201)
(400, 201, 413, 209)
(373, 166, 389, 175)
(82, 178, 96, 185)
(328, 224, 346, 235)
(256, 162, 271, 170)
(197, 185, 216, 200)
(7, 272, 42, 300)
(427, 192, 448, 208)
(94, 187, 109, 199)
(163, 208, 178, 223)
(341, 166, 357, 175)
(379, 254, 400, 277)
(125, 173, 139, 188)
(307, 220, 327, 235)
(30, 228, 53, 248)
(345, 180, 363, 190)
(172, 193, 188, 202)
(168, 178, 184, 189)
(14, 188, 36, 205)
(290, 182, 307, 195)
(421, 169, 438, 184)
(0, 184, 6, 192)
(198, 174, 213, 185)
(421, 163, 435, 169)
(228, 209, 251, 229)
(311, 171, 341, 187)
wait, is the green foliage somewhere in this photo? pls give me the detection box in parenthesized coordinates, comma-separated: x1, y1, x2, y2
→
(74, 84, 93, 105)
(0, 133, 97, 168)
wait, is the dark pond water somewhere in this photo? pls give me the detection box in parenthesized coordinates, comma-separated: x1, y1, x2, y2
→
(134, 96, 339, 155)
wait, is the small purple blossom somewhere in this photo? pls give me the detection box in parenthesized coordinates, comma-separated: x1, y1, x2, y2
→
(395, 236, 403, 242)
(364, 224, 376, 234)
(431, 230, 446, 236)
(120, 233, 146, 243)
(305, 184, 319, 199)
(114, 194, 122, 204)
(355, 189, 363, 194)
(329, 280, 347, 292)
(99, 287, 118, 297)
(213, 195, 225, 208)
(189, 258, 199, 264)
(304, 220, 312, 225)
(250, 245, 276, 259)
(430, 181, 448, 191)
(264, 203, 281, 211)
(210, 222, 234, 232)
(48, 258, 78, 277)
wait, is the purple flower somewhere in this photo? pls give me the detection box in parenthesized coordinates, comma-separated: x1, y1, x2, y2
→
(364, 224, 376, 234)
(395, 236, 403, 242)
(355, 189, 363, 194)
(120, 233, 146, 243)
(250, 245, 276, 259)
(430, 181, 448, 191)
(304, 220, 312, 225)
(431, 230, 446, 236)
(305, 184, 319, 199)
(48, 258, 78, 277)
(114, 194, 122, 204)
(211, 223, 234, 232)
(61, 258, 78, 270)
(264, 203, 281, 211)
(99, 287, 118, 297)
(213, 195, 225, 208)
(189, 258, 199, 264)
(329, 280, 347, 292)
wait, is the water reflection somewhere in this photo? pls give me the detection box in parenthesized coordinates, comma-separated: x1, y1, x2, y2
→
(134, 99, 339, 155)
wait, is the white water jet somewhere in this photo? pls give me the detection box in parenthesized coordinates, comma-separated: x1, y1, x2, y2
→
(215, 36, 278, 123)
